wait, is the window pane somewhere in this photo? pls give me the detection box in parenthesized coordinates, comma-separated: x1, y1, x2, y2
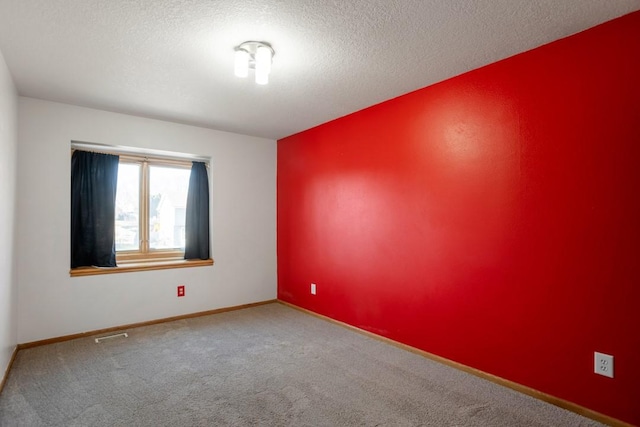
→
(115, 163, 140, 251)
(149, 166, 190, 250)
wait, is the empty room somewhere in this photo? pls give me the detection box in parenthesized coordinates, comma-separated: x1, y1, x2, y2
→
(0, 1, 638, 426)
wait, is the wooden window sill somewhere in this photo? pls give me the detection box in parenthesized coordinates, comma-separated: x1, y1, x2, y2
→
(70, 258, 214, 277)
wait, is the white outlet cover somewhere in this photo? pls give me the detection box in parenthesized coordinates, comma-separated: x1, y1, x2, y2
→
(594, 352, 614, 378)
(311, 283, 316, 295)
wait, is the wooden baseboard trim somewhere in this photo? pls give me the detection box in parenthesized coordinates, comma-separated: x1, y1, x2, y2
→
(0, 346, 18, 396)
(277, 300, 631, 427)
(18, 299, 277, 350)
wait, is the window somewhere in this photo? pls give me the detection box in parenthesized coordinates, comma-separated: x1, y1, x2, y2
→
(115, 157, 192, 261)
(70, 145, 212, 276)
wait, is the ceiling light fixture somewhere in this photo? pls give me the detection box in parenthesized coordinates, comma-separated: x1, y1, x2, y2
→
(234, 41, 275, 85)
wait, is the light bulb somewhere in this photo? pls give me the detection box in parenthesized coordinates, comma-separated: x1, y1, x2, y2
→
(255, 46, 272, 73)
(255, 45, 272, 84)
(255, 68, 269, 85)
(234, 49, 249, 78)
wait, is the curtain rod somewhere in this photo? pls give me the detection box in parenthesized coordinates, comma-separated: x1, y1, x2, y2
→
(71, 141, 211, 163)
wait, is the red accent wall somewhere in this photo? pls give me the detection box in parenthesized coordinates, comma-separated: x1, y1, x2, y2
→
(277, 12, 640, 425)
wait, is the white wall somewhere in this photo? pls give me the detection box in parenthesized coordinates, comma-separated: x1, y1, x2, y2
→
(0, 50, 18, 374)
(17, 98, 277, 343)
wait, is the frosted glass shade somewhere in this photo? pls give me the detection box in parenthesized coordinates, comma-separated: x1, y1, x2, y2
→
(255, 45, 272, 84)
(234, 49, 249, 78)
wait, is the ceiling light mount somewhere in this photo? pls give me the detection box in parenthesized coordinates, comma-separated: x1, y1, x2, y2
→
(234, 41, 275, 85)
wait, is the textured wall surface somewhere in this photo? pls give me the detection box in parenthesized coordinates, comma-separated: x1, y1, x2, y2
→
(278, 12, 640, 425)
(17, 98, 277, 343)
(0, 48, 18, 381)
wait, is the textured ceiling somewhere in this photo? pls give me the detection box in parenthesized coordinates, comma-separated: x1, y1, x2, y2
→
(0, 1, 638, 140)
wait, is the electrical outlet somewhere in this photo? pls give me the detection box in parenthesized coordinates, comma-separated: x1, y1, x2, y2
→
(177, 285, 185, 297)
(594, 352, 614, 378)
(311, 283, 316, 295)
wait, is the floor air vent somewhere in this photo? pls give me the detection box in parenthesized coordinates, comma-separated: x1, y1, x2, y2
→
(94, 333, 128, 343)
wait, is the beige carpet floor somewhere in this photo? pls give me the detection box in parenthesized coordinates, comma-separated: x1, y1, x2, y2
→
(0, 303, 604, 426)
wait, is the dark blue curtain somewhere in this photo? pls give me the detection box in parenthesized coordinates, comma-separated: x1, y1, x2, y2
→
(70, 150, 119, 268)
(184, 162, 210, 260)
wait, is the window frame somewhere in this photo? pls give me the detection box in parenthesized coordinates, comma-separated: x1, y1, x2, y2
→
(69, 144, 214, 277)
(116, 154, 192, 264)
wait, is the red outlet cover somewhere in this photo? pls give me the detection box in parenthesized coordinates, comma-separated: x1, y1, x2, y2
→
(177, 285, 185, 297)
